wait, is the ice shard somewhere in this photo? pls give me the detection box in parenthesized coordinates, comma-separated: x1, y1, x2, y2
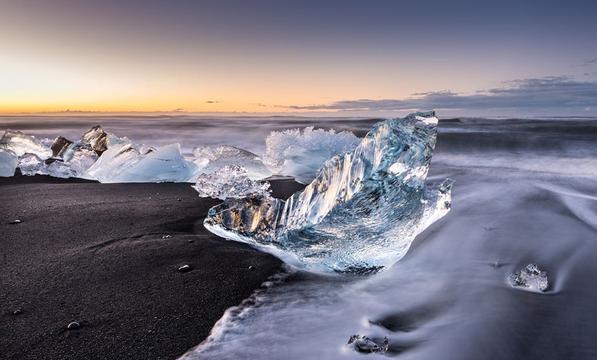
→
(204, 111, 453, 273)
(192, 145, 272, 180)
(0, 130, 52, 158)
(17, 153, 45, 176)
(508, 264, 548, 292)
(0, 149, 18, 177)
(87, 142, 196, 183)
(193, 165, 271, 199)
(81, 125, 108, 155)
(51, 136, 74, 157)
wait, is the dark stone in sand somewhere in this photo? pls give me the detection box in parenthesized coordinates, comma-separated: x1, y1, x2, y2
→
(8, 219, 21, 224)
(0, 175, 305, 360)
(44, 157, 64, 165)
(12, 309, 23, 315)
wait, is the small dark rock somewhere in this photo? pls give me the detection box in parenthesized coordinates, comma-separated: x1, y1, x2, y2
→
(178, 265, 192, 273)
(188, 240, 194, 243)
(161, 235, 172, 239)
(12, 309, 23, 315)
(248, 265, 255, 271)
(67, 321, 81, 330)
(177, 198, 182, 201)
(9, 219, 22, 224)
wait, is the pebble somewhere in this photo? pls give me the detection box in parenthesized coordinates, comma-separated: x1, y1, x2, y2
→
(161, 235, 172, 239)
(67, 321, 81, 330)
(178, 264, 192, 273)
(248, 265, 255, 270)
(12, 309, 23, 315)
(9, 219, 22, 224)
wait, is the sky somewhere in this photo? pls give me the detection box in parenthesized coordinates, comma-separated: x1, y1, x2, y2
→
(1, 0, 596, 116)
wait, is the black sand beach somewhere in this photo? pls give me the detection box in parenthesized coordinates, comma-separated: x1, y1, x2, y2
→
(0, 175, 304, 359)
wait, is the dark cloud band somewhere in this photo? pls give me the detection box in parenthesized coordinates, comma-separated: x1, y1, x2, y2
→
(283, 77, 597, 112)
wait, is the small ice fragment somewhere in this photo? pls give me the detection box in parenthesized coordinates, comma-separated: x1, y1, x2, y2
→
(67, 321, 81, 330)
(178, 264, 192, 273)
(348, 335, 389, 354)
(193, 165, 271, 200)
(508, 263, 548, 292)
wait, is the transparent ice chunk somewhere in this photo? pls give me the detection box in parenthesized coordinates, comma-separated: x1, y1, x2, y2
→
(0, 130, 52, 158)
(50, 136, 73, 157)
(508, 264, 548, 292)
(44, 159, 76, 178)
(0, 149, 18, 177)
(65, 145, 99, 178)
(348, 335, 389, 354)
(87, 142, 196, 183)
(264, 126, 360, 183)
(193, 165, 271, 200)
(81, 125, 108, 155)
(17, 153, 45, 176)
(192, 145, 272, 180)
(204, 112, 453, 273)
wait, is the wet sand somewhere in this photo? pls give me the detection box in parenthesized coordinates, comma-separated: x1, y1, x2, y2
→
(0, 175, 304, 360)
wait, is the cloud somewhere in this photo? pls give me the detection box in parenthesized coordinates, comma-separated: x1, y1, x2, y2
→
(205, 100, 220, 104)
(282, 77, 597, 112)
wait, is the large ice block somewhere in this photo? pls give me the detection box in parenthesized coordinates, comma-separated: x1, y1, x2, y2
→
(87, 142, 196, 183)
(204, 112, 453, 273)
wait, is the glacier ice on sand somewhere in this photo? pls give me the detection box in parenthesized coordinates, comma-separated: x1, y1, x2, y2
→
(508, 263, 548, 293)
(204, 111, 453, 273)
(193, 165, 271, 200)
(192, 145, 272, 180)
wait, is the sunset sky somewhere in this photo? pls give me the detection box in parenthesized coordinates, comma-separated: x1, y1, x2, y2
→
(1, 0, 596, 116)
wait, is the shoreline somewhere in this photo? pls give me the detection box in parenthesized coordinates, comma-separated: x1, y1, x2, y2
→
(0, 175, 304, 359)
